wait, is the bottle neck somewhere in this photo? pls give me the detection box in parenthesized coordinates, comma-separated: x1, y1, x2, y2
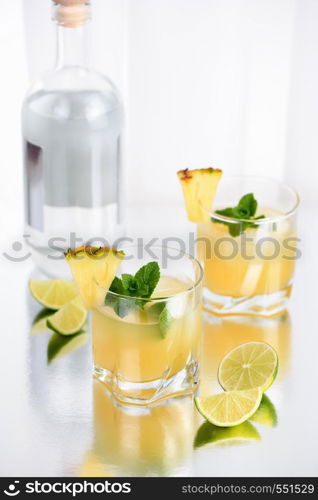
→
(55, 23, 90, 69)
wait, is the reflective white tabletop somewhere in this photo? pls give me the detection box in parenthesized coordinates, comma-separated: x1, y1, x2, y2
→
(1, 204, 317, 477)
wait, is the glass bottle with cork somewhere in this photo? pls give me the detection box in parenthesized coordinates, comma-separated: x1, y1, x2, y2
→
(22, 0, 124, 276)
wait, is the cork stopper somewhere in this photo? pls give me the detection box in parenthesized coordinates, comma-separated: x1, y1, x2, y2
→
(53, 0, 91, 28)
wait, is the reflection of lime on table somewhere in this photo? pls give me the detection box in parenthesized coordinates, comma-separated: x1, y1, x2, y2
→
(31, 309, 54, 334)
(194, 420, 260, 448)
(29, 279, 89, 361)
(250, 394, 277, 427)
(47, 331, 88, 363)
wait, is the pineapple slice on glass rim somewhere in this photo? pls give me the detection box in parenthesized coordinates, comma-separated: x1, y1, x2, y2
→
(177, 167, 223, 223)
(65, 245, 125, 309)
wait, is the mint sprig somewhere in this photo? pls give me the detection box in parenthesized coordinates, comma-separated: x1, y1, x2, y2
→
(105, 262, 172, 337)
(104, 276, 136, 318)
(212, 193, 265, 237)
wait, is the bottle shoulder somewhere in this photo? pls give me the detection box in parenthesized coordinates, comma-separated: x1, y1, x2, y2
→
(26, 66, 121, 95)
(23, 67, 123, 120)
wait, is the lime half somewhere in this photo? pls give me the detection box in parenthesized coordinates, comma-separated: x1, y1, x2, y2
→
(218, 341, 278, 392)
(30, 280, 78, 310)
(195, 388, 262, 427)
(47, 296, 87, 335)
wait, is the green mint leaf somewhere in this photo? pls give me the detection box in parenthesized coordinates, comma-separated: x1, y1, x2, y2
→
(212, 193, 265, 237)
(108, 276, 125, 294)
(113, 297, 137, 318)
(105, 277, 124, 309)
(106, 261, 161, 319)
(121, 273, 138, 295)
(104, 293, 116, 308)
(237, 193, 257, 217)
(105, 279, 137, 318)
(228, 222, 245, 237)
(230, 216, 266, 235)
(134, 262, 160, 298)
(140, 302, 173, 338)
(159, 306, 173, 338)
(232, 206, 250, 219)
(247, 215, 266, 229)
(147, 301, 166, 320)
(215, 207, 235, 218)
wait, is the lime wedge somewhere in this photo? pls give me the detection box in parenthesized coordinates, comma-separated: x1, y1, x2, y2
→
(195, 388, 262, 427)
(194, 420, 260, 448)
(48, 331, 88, 363)
(218, 341, 278, 392)
(47, 296, 87, 335)
(31, 309, 55, 334)
(29, 280, 78, 310)
(250, 394, 278, 427)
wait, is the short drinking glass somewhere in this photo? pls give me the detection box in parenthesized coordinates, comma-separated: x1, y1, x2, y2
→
(197, 176, 299, 317)
(92, 246, 203, 405)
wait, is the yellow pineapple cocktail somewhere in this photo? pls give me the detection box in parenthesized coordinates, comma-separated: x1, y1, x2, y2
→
(92, 246, 203, 405)
(177, 171, 299, 316)
(196, 176, 299, 317)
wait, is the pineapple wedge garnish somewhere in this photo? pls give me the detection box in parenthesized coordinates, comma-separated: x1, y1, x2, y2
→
(65, 246, 124, 309)
(177, 167, 222, 223)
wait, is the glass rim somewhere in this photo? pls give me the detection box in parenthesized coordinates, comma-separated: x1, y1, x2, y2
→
(97, 245, 204, 302)
(200, 175, 300, 225)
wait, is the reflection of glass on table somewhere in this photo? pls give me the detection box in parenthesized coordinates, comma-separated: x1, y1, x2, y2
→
(78, 380, 198, 477)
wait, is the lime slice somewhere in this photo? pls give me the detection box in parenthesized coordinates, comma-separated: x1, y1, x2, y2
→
(218, 341, 278, 392)
(195, 388, 262, 427)
(29, 280, 78, 310)
(250, 394, 278, 427)
(194, 420, 260, 448)
(47, 331, 88, 363)
(31, 309, 55, 334)
(47, 296, 87, 335)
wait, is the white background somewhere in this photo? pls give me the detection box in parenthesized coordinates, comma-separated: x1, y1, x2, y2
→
(0, 1, 318, 477)
(0, 0, 317, 238)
